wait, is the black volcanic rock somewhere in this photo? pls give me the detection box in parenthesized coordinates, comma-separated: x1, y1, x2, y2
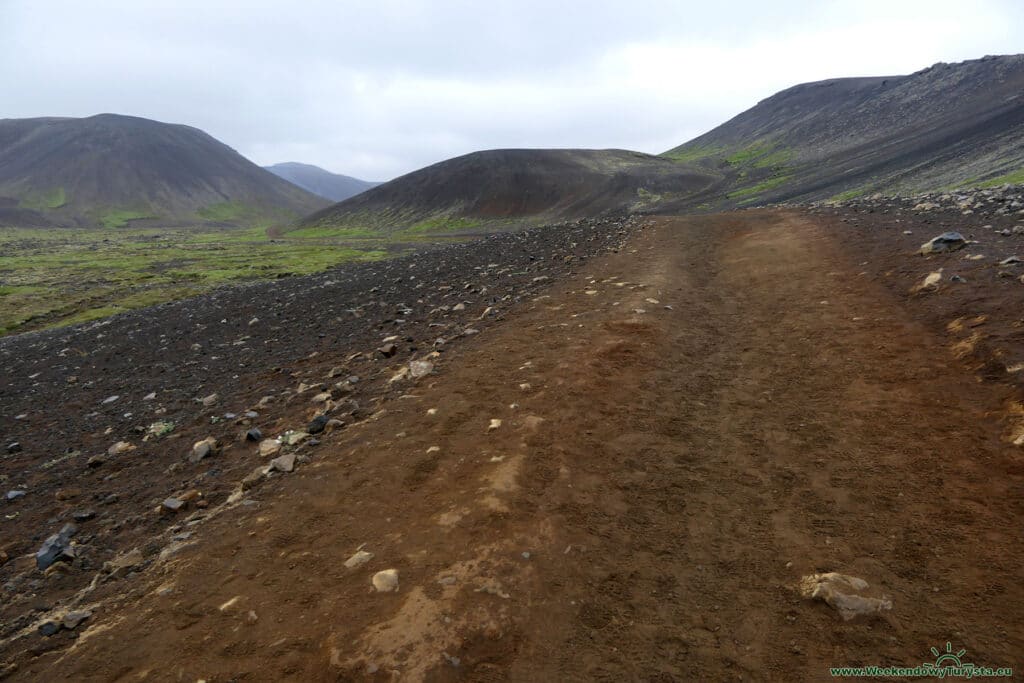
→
(36, 523, 77, 570)
(264, 162, 380, 202)
(307, 415, 329, 435)
(0, 114, 329, 227)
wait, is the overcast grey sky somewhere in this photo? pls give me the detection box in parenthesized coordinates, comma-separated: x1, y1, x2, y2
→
(2, 1, 1022, 181)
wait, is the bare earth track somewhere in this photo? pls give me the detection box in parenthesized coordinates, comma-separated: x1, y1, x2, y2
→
(5, 211, 1024, 680)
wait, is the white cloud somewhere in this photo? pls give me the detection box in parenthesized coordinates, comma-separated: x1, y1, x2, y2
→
(1, 0, 1021, 180)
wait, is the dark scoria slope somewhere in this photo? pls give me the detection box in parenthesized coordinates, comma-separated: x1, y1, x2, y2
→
(0, 114, 328, 227)
(664, 54, 1024, 205)
(298, 148, 717, 234)
(264, 162, 380, 202)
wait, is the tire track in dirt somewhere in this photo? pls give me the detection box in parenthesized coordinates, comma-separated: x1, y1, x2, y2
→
(19, 211, 1024, 682)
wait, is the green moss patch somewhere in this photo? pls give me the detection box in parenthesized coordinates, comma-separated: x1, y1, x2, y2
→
(0, 225, 389, 336)
(100, 208, 156, 228)
(973, 168, 1024, 188)
(18, 187, 67, 210)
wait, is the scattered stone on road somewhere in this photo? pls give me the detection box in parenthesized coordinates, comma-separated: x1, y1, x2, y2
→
(799, 572, 893, 621)
(107, 441, 135, 456)
(307, 415, 329, 434)
(259, 439, 281, 457)
(344, 550, 373, 569)
(913, 270, 944, 292)
(38, 622, 60, 637)
(146, 421, 175, 439)
(36, 523, 77, 570)
(282, 431, 309, 447)
(919, 232, 967, 255)
(269, 452, 297, 474)
(62, 611, 92, 630)
(161, 497, 185, 513)
(190, 437, 220, 463)
(409, 359, 434, 379)
(241, 466, 269, 490)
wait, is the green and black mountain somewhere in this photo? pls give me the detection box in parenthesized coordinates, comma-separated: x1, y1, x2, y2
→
(0, 114, 328, 227)
(663, 54, 1024, 206)
(297, 148, 716, 235)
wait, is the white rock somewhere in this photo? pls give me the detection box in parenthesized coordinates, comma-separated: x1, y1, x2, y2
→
(282, 431, 309, 446)
(258, 439, 281, 457)
(344, 550, 373, 569)
(107, 441, 135, 456)
(488, 419, 502, 432)
(269, 452, 297, 473)
(918, 270, 943, 291)
(372, 569, 399, 592)
(409, 360, 434, 379)
(799, 572, 892, 621)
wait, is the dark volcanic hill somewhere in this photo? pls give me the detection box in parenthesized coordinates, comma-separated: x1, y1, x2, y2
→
(297, 148, 716, 234)
(663, 54, 1024, 206)
(264, 162, 380, 202)
(0, 114, 328, 227)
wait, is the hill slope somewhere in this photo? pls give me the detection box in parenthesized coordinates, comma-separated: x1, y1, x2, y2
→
(0, 114, 328, 227)
(297, 149, 717, 234)
(264, 162, 379, 202)
(664, 54, 1024, 205)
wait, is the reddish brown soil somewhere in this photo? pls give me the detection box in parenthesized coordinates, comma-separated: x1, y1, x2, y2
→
(5, 210, 1024, 681)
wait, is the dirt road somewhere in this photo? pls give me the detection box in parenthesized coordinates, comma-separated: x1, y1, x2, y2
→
(20, 212, 1024, 681)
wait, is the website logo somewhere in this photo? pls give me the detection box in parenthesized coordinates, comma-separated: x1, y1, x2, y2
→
(829, 642, 1013, 679)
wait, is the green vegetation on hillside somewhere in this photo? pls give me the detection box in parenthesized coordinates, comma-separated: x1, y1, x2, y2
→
(828, 187, 869, 202)
(664, 138, 798, 204)
(17, 187, 67, 211)
(973, 167, 1024, 188)
(100, 208, 156, 228)
(0, 225, 390, 336)
(398, 216, 482, 237)
(195, 201, 299, 229)
(722, 141, 793, 169)
(297, 211, 518, 241)
(286, 225, 381, 239)
(726, 174, 794, 201)
(661, 143, 725, 164)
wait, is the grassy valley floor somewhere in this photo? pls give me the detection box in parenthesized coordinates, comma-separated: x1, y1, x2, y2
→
(0, 226, 395, 336)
